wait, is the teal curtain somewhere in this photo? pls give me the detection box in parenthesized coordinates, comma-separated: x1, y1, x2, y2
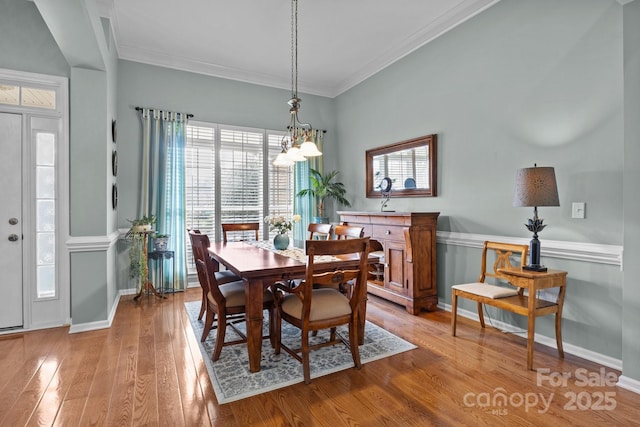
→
(293, 130, 323, 247)
(140, 109, 188, 290)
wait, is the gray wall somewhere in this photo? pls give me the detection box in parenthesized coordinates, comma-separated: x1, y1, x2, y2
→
(0, 0, 69, 77)
(622, 0, 640, 382)
(115, 60, 338, 230)
(336, 0, 623, 245)
(335, 0, 632, 371)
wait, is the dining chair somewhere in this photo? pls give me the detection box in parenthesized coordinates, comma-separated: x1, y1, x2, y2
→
(221, 222, 260, 243)
(333, 224, 364, 239)
(271, 237, 370, 384)
(190, 231, 275, 361)
(308, 223, 333, 240)
(188, 229, 240, 320)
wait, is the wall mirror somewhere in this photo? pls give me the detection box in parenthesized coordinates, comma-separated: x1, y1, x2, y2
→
(366, 134, 437, 198)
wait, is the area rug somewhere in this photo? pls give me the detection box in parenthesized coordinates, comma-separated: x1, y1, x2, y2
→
(184, 301, 416, 404)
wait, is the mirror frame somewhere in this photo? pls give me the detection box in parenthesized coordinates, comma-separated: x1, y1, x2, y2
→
(366, 134, 437, 198)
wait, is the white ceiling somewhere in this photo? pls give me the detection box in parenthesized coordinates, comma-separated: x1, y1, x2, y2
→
(97, 0, 500, 98)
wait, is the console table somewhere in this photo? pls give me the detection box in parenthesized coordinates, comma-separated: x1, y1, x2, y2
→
(497, 267, 567, 370)
(338, 211, 439, 314)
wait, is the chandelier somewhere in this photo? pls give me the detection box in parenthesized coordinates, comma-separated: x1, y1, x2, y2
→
(273, 0, 322, 167)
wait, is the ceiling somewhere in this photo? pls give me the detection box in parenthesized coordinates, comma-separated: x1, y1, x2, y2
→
(96, 0, 500, 98)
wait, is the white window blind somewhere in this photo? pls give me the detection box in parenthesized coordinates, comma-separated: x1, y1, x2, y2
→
(267, 133, 294, 240)
(185, 122, 290, 273)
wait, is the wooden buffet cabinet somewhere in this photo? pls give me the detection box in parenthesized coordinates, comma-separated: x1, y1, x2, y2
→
(337, 211, 439, 314)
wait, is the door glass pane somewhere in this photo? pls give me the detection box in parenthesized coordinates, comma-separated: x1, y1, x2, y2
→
(35, 131, 56, 299)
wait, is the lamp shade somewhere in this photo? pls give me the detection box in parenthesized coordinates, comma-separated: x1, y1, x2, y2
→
(513, 166, 560, 207)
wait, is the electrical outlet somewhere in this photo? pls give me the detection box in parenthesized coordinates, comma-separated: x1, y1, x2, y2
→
(572, 202, 585, 219)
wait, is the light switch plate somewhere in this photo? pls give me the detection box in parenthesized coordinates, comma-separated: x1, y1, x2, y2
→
(572, 202, 585, 219)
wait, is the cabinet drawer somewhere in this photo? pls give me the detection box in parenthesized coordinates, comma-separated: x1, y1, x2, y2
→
(372, 225, 406, 242)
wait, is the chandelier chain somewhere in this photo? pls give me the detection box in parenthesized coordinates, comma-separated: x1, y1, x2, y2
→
(291, 0, 297, 98)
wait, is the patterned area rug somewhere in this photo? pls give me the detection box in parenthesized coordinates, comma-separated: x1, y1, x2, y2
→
(184, 301, 416, 404)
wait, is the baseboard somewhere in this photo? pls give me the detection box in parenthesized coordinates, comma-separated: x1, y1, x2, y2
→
(68, 290, 130, 334)
(439, 300, 623, 371)
(616, 375, 640, 394)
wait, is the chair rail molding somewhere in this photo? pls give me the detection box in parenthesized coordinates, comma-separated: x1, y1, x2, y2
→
(437, 231, 623, 269)
(66, 230, 120, 252)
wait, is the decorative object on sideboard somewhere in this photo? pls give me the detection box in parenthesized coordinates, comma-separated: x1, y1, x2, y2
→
(379, 176, 393, 212)
(513, 164, 560, 272)
(273, 0, 322, 167)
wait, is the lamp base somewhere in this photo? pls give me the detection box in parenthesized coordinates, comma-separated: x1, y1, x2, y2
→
(523, 264, 548, 272)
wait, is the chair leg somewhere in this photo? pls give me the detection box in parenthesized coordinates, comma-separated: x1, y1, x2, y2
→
(451, 292, 458, 336)
(348, 319, 361, 370)
(477, 302, 485, 328)
(268, 306, 276, 348)
(273, 308, 282, 355)
(201, 307, 215, 342)
(302, 330, 311, 384)
(212, 310, 227, 362)
(198, 288, 206, 320)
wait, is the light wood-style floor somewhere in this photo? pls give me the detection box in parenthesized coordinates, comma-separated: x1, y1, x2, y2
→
(0, 287, 637, 426)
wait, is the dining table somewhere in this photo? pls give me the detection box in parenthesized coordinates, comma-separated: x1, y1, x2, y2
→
(208, 240, 372, 373)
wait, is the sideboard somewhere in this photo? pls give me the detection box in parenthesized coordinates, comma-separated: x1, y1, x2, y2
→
(337, 211, 439, 314)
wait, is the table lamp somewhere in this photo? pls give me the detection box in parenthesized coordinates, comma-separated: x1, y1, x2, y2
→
(512, 165, 560, 272)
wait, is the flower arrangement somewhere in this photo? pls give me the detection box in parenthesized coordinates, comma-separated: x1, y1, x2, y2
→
(264, 214, 301, 234)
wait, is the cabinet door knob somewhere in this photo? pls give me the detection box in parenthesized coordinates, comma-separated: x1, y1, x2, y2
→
(385, 229, 391, 235)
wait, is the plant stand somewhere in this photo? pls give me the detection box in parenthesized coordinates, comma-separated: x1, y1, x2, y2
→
(133, 231, 166, 301)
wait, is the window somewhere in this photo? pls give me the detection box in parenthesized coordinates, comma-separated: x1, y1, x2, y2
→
(35, 130, 56, 298)
(0, 84, 56, 109)
(185, 122, 292, 273)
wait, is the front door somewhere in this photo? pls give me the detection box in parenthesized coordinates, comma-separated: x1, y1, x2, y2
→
(0, 112, 23, 329)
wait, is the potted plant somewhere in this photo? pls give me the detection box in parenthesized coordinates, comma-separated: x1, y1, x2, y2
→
(153, 233, 170, 251)
(125, 214, 157, 237)
(125, 215, 157, 281)
(296, 169, 351, 223)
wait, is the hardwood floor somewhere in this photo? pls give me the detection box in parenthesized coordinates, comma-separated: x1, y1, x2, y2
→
(0, 288, 637, 426)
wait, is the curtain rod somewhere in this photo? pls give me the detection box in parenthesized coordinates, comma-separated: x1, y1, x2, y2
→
(135, 106, 194, 119)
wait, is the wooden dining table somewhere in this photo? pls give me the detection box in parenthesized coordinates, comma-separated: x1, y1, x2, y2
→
(208, 240, 372, 373)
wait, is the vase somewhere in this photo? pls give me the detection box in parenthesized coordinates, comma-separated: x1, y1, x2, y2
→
(273, 233, 289, 250)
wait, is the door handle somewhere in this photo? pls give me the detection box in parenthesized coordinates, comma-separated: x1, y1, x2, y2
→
(9, 217, 19, 225)
(8, 234, 19, 242)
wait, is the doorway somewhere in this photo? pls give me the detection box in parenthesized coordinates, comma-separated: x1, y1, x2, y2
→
(0, 69, 69, 331)
(0, 112, 23, 328)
